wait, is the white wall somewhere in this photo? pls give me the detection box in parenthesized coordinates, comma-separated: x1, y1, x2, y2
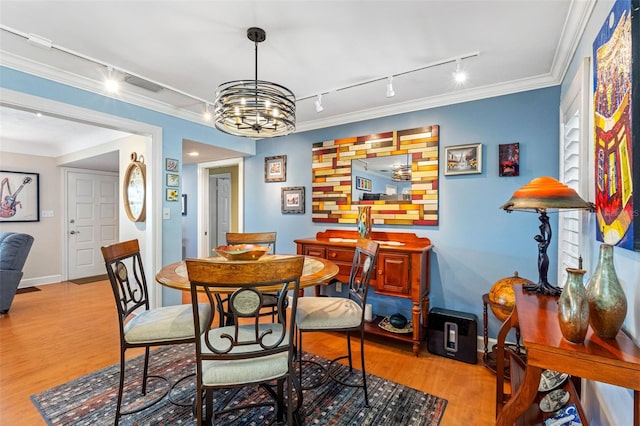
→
(0, 152, 63, 285)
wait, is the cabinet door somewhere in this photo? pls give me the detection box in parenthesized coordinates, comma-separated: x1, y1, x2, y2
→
(376, 252, 410, 296)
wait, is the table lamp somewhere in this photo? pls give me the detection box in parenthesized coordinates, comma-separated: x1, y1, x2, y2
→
(499, 176, 595, 296)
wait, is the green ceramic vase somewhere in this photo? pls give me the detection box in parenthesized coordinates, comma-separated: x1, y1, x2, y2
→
(557, 268, 589, 344)
(586, 244, 627, 339)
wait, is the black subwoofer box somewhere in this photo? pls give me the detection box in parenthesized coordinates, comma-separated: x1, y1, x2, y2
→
(427, 308, 478, 364)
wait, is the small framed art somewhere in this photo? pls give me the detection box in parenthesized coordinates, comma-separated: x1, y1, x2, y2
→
(265, 155, 286, 182)
(0, 170, 40, 222)
(499, 143, 520, 177)
(444, 143, 482, 175)
(355, 176, 372, 191)
(166, 188, 179, 201)
(165, 158, 179, 172)
(281, 186, 305, 214)
(166, 173, 179, 187)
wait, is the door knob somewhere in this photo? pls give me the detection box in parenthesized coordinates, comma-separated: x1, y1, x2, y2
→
(70, 230, 79, 235)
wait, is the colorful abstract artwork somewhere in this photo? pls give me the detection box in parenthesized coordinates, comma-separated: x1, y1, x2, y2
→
(593, 0, 639, 251)
(311, 125, 439, 226)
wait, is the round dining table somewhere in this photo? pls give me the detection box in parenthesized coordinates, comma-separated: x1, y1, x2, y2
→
(155, 254, 339, 295)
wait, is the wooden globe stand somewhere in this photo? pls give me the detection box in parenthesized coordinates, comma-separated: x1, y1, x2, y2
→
(482, 294, 526, 379)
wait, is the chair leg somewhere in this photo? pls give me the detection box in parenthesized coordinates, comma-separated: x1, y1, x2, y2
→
(346, 332, 353, 372)
(360, 329, 369, 407)
(142, 346, 150, 394)
(115, 349, 126, 426)
(276, 379, 285, 422)
(205, 389, 213, 424)
(297, 329, 303, 389)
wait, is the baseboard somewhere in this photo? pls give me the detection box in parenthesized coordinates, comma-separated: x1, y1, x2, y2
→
(19, 275, 62, 288)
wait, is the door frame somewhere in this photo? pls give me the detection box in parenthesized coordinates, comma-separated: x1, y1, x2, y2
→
(2, 88, 165, 308)
(197, 158, 244, 258)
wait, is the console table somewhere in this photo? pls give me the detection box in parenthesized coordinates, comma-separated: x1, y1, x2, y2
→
(496, 287, 640, 426)
(295, 229, 433, 356)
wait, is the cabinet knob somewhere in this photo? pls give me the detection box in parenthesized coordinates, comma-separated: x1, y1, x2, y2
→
(330, 253, 336, 258)
(378, 270, 383, 275)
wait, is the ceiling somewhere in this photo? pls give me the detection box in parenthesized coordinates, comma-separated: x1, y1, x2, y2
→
(0, 1, 594, 169)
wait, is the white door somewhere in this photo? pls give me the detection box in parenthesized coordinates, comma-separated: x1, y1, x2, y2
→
(208, 174, 231, 252)
(67, 171, 118, 279)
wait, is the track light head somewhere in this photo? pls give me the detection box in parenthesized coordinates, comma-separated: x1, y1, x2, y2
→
(315, 94, 324, 113)
(453, 58, 466, 83)
(386, 76, 395, 98)
(104, 66, 120, 93)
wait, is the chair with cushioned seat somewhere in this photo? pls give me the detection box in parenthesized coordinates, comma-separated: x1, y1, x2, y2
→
(0, 232, 34, 314)
(217, 232, 279, 324)
(101, 239, 212, 425)
(186, 255, 304, 425)
(296, 239, 379, 406)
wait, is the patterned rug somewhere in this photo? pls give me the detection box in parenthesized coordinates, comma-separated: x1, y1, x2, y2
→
(31, 344, 447, 425)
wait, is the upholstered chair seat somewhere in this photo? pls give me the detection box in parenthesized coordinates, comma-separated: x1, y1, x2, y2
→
(297, 297, 362, 330)
(124, 304, 211, 344)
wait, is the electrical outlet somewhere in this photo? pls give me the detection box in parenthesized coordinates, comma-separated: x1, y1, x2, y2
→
(336, 282, 342, 292)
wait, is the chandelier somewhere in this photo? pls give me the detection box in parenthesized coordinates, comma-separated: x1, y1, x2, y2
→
(392, 153, 412, 181)
(214, 27, 296, 138)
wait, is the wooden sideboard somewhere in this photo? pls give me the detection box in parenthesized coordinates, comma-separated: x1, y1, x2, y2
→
(294, 229, 433, 356)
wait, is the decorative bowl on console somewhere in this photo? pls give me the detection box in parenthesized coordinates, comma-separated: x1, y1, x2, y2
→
(213, 244, 270, 261)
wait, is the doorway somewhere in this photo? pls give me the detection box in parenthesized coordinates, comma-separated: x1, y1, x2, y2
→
(209, 173, 231, 250)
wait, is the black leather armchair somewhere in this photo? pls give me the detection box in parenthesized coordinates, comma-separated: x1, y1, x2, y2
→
(0, 232, 34, 314)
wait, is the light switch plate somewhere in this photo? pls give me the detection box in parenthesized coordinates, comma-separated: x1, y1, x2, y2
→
(162, 208, 170, 220)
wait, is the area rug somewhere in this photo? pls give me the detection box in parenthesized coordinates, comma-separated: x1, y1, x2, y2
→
(31, 344, 447, 425)
(69, 274, 108, 285)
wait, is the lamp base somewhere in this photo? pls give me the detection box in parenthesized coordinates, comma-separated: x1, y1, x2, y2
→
(523, 282, 562, 297)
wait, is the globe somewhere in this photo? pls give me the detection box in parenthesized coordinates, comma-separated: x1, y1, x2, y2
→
(488, 272, 534, 322)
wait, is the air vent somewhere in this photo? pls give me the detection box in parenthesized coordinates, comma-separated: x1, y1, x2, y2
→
(124, 74, 164, 93)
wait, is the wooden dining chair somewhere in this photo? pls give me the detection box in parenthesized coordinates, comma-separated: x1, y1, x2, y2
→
(186, 255, 305, 425)
(295, 239, 379, 407)
(101, 239, 212, 425)
(217, 232, 279, 324)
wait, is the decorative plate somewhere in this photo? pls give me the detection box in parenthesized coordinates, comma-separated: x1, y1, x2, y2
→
(213, 244, 270, 261)
(539, 389, 570, 413)
(378, 316, 413, 334)
(538, 370, 569, 392)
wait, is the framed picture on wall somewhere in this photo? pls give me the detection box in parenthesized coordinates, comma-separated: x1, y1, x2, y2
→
(165, 158, 179, 172)
(499, 143, 520, 177)
(355, 176, 372, 191)
(444, 143, 482, 175)
(166, 173, 179, 187)
(166, 188, 179, 201)
(281, 186, 304, 214)
(0, 170, 40, 222)
(265, 155, 286, 182)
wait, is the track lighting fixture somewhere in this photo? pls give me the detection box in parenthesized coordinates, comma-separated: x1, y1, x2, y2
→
(453, 58, 466, 83)
(386, 76, 395, 98)
(314, 94, 324, 113)
(298, 51, 479, 113)
(104, 66, 119, 93)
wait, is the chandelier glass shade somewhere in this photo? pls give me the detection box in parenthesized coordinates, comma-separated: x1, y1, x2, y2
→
(214, 28, 296, 138)
(392, 164, 412, 181)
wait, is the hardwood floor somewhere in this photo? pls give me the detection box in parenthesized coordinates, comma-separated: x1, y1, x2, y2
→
(0, 281, 496, 425)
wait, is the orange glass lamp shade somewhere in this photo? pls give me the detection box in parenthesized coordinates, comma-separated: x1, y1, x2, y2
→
(500, 176, 594, 296)
(500, 176, 595, 212)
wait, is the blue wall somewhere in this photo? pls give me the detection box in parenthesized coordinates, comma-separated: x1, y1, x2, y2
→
(244, 87, 561, 336)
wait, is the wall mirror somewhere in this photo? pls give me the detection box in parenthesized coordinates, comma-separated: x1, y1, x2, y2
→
(351, 155, 413, 202)
(311, 125, 440, 226)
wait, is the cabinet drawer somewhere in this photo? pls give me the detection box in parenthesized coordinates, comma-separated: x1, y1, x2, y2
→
(302, 245, 326, 258)
(327, 248, 354, 262)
